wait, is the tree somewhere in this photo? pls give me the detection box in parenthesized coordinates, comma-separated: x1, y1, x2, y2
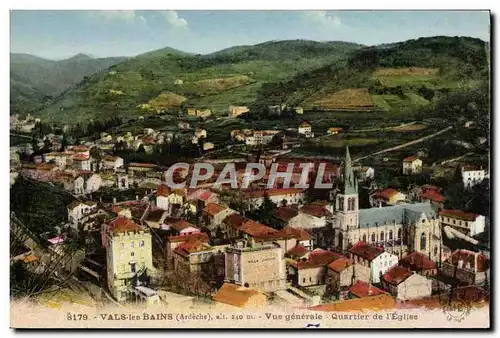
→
(137, 144, 146, 154)
(248, 192, 276, 225)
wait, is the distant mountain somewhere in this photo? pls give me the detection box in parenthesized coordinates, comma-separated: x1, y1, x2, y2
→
(35, 40, 363, 123)
(10, 53, 127, 115)
(252, 36, 489, 112)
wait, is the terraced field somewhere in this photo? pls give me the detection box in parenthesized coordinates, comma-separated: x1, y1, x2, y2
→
(147, 92, 187, 111)
(306, 88, 377, 111)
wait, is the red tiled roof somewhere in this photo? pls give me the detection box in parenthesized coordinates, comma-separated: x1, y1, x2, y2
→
(157, 184, 170, 197)
(203, 203, 227, 216)
(421, 184, 440, 191)
(462, 165, 482, 172)
(328, 257, 354, 273)
(276, 226, 312, 241)
(448, 249, 487, 272)
(167, 233, 209, 243)
(403, 156, 419, 162)
(108, 217, 142, 235)
(299, 121, 311, 127)
(71, 146, 89, 152)
(297, 250, 343, 270)
(420, 190, 445, 203)
(129, 162, 157, 168)
(286, 245, 309, 258)
(348, 242, 384, 261)
(300, 204, 332, 218)
(399, 251, 437, 271)
(440, 209, 478, 221)
(240, 220, 277, 238)
(373, 188, 400, 200)
(273, 207, 299, 222)
(72, 154, 89, 161)
(171, 220, 198, 232)
(349, 280, 386, 298)
(174, 240, 210, 257)
(223, 214, 249, 229)
(243, 188, 304, 199)
(383, 265, 413, 286)
(189, 189, 214, 201)
(103, 155, 119, 161)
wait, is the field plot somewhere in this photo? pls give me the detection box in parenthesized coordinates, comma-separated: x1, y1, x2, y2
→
(373, 67, 439, 77)
(147, 92, 187, 110)
(190, 75, 252, 94)
(309, 88, 376, 111)
(372, 67, 440, 88)
(371, 95, 392, 111)
(188, 82, 262, 114)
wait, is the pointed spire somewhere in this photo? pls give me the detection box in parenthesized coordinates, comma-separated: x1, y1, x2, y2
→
(342, 145, 357, 195)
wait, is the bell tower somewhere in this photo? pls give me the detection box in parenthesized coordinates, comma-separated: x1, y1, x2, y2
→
(335, 146, 359, 249)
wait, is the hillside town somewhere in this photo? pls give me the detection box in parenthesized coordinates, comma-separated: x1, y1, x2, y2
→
(10, 113, 490, 311)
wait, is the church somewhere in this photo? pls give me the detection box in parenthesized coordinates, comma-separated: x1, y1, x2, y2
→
(330, 146, 443, 262)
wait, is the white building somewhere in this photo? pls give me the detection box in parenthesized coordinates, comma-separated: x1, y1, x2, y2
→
(402, 156, 422, 175)
(102, 156, 124, 171)
(224, 241, 286, 293)
(85, 174, 103, 194)
(72, 155, 91, 171)
(461, 165, 486, 189)
(348, 242, 399, 284)
(355, 166, 375, 181)
(298, 121, 314, 138)
(439, 209, 486, 237)
(67, 201, 98, 229)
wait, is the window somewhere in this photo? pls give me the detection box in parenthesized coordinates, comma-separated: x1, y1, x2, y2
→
(371, 233, 375, 242)
(389, 230, 393, 240)
(131, 252, 135, 257)
(434, 246, 438, 257)
(420, 233, 426, 251)
(139, 240, 144, 247)
(380, 232, 384, 241)
(309, 277, 312, 283)
(303, 278, 306, 284)
(398, 229, 402, 240)
(362, 234, 367, 242)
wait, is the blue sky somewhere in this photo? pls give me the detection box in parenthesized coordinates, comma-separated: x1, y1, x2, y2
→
(10, 10, 490, 59)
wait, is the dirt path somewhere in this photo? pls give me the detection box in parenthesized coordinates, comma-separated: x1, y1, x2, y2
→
(353, 126, 454, 162)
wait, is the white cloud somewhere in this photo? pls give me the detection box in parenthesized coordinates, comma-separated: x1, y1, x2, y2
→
(92, 10, 147, 25)
(303, 11, 344, 28)
(161, 10, 188, 29)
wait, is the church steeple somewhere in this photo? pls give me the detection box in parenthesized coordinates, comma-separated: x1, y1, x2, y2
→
(342, 145, 357, 195)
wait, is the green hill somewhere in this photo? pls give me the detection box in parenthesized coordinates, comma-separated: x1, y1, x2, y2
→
(251, 36, 489, 115)
(34, 40, 363, 123)
(10, 53, 127, 115)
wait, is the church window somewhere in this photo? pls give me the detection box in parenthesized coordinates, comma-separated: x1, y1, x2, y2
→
(389, 230, 393, 240)
(362, 234, 367, 242)
(371, 233, 375, 242)
(380, 232, 384, 241)
(420, 233, 426, 251)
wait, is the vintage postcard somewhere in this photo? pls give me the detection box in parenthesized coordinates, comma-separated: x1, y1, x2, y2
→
(9, 10, 490, 329)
